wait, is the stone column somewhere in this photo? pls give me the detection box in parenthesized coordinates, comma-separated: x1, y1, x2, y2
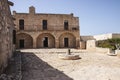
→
(55, 39, 59, 48)
(76, 38, 80, 48)
(33, 37, 37, 48)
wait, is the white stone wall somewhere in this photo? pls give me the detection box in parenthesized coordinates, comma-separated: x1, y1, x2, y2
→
(86, 40, 96, 51)
(80, 36, 94, 41)
(93, 33, 112, 41)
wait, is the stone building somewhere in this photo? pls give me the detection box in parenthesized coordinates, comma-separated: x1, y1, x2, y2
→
(13, 6, 80, 49)
(0, 0, 15, 74)
(80, 36, 95, 49)
(80, 33, 120, 50)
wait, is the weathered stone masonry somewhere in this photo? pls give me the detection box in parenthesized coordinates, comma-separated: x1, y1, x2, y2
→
(13, 6, 80, 49)
(0, 0, 15, 74)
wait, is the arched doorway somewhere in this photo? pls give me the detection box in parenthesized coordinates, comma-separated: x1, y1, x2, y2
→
(59, 33, 76, 48)
(37, 33, 55, 48)
(16, 33, 33, 49)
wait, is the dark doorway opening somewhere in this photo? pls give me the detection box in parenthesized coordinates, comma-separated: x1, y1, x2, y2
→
(19, 39, 24, 48)
(43, 37, 48, 47)
(64, 38, 69, 47)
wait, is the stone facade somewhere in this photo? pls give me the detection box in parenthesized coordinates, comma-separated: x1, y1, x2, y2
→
(13, 6, 80, 49)
(0, 0, 15, 74)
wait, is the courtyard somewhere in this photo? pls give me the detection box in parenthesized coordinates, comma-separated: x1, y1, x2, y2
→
(1, 49, 120, 80)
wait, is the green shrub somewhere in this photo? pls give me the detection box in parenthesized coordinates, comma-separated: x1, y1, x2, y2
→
(96, 38, 120, 50)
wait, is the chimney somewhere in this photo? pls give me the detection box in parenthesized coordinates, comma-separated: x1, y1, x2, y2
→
(29, 6, 35, 14)
(70, 13, 74, 16)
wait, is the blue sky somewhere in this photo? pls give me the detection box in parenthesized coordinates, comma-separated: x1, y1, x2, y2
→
(10, 0, 120, 35)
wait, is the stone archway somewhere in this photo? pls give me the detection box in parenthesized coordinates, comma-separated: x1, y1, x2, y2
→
(16, 33, 33, 49)
(59, 33, 76, 48)
(37, 33, 55, 48)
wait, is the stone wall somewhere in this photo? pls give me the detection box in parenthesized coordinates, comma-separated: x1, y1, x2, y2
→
(80, 36, 94, 41)
(86, 40, 96, 52)
(93, 33, 120, 41)
(112, 33, 120, 39)
(80, 41, 86, 49)
(16, 33, 33, 48)
(115, 50, 120, 57)
(86, 40, 110, 53)
(96, 47, 110, 53)
(80, 36, 94, 49)
(0, 0, 14, 74)
(13, 6, 79, 31)
(93, 33, 112, 41)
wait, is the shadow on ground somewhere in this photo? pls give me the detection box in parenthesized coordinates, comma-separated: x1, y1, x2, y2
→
(21, 52, 73, 80)
(0, 51, 21, 80)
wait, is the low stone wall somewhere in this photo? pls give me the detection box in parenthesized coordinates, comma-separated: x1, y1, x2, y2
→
(86, 40, 112, 54)
(70, 49, 87, 53)
(80, 41, 86, 49)
(19, 49, 87, 54)
(96, 47, 110, 53)
(115, 50, 120, 57)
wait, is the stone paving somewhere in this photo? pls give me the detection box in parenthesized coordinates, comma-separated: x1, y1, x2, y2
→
(20, 49, 120, 80)
(1, 49, 120, 80)
(21, 52, 73, 80)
